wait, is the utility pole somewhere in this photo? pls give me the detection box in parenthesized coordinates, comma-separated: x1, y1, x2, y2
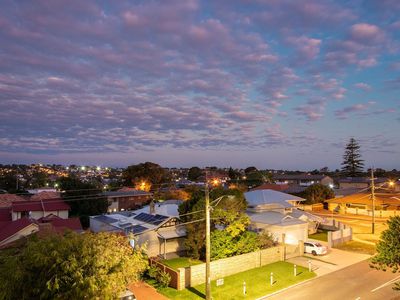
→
(205, 176, 211, 300)
(371, 168, 376, 234)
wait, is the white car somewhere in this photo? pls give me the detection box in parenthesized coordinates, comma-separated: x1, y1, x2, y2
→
(304, 241, 328, 256)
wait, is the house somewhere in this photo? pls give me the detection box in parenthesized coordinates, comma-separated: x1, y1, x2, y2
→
(90, 200, 185, 258)
(104, 188, 153, 213)
(251, 183, 289, 192)
(245, 189, 306, 212)
(273, 174, 334, 187)
(337, 177, 388, 190)
(244, 189, 311, 244)
(325, 193, 400, 213)
(10, 199, 70, 221)
(0, 192, 70, 221)
(0, 216, 83, 247)
(0, 218, 39, 247)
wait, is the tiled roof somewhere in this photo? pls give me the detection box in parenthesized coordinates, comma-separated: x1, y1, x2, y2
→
(0, 218, 37, 243)
(0, 194, 26, 208)
(251, 184, 289, 192)
(0, 207, 11, 222)
(11, 199, 70, 212)
(30, 191, 61, 201)
(44, 217, 83, 232)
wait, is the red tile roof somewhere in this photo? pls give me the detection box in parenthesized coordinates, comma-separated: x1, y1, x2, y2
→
(0, 194, 26, 208)
(251, 184, 289, 192)
(11, 199, 70, 212)
(30, 191, 61, 201)
(49, 218, 82, 232)
(0, 218, 37, 243)
(0, 207, 11, 222)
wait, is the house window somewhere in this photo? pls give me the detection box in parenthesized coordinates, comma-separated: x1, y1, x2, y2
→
(21, 211, 30, 218)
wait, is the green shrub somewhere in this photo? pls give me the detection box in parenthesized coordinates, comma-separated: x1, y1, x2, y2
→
(156, 270, 171, 288)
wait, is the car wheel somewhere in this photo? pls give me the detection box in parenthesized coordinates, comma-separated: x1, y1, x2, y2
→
(312, 250, 317, 256)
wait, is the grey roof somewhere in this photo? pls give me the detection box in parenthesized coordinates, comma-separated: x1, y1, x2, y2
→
(103, 190, 152, 197)
(289, 209, 323, 222)
(273, 174, 330, 180)
(158, 227, 187, 239)
(338, 177, 388, 184)
(244, 189, 305, 209)
(248, 211, 306, 226)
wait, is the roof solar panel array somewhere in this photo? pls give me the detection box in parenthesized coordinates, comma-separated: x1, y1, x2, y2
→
(134, 212, 169, 225)
(125, 224, 148, 234)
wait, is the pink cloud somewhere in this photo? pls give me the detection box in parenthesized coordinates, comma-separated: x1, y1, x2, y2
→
(334, 101, 375, 119)
(349, 23, 385, 44)
(354, 82, 371, 91)
(287, 35, 321, 61)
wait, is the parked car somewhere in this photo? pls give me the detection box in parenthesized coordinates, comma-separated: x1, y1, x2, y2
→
(304, 241, 328, 256)
(119, 289, 136, 300)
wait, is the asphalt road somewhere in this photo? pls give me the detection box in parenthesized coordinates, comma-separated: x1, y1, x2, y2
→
(261, 260, 400, 300)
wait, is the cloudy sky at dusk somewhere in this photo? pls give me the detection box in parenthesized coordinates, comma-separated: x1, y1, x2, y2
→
(0, 0, 399, 170)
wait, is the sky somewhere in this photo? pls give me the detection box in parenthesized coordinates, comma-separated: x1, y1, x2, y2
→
(0, 0, 399, 170)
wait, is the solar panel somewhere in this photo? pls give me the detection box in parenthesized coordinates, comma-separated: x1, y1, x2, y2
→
(94, 215, 118, 224)
(134, 212, 169, 225)
(119, 222, 132, 228)
(125, 225, 148, 234)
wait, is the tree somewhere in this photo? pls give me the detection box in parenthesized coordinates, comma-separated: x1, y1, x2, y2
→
(370, 216, 400, 290)
(123, 162, 170, 188)
(341, 138, 364, 176)
(302, 184, 335, 204)
(0, 231, 148, 299)
(187, 166, 202, 182)
(59, 177, 108, 228)
(179, 187, 251, 259)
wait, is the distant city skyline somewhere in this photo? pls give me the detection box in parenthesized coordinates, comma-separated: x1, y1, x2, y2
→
(0, 1, 399, 169)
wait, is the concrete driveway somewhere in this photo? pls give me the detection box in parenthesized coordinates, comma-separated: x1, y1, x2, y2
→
(286, 246, 371, 276)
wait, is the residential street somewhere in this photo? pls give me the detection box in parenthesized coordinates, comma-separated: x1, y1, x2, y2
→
(260, 260, 400, 300)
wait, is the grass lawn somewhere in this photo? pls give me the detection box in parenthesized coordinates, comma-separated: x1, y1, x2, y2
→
(162, 257, 203, 270)
(159, 261, 316, 300)
(308, 229, 328, 242)
(335, 241, 376, 255)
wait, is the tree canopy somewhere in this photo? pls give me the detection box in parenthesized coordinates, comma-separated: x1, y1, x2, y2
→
(371, 216, 400, 290)
(0, 231, 148, 299)
(187, 166, 203, 182)
(178, 187, 270, 260)
(341, 138, 364, 176)
(122, 162, 170, 188)
(59, 176, 108, 228)
(301, 184, 335, 204)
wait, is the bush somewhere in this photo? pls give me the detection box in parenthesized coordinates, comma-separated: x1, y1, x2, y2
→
(157, 270, 171, 288)
(146, 265, 171, 288)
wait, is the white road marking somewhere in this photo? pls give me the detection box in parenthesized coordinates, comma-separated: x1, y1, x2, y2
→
(371, 275, 400, 292)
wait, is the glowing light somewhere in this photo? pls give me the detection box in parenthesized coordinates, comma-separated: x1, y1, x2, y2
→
(81, 166, 86, 171)
(96, 166, 101, 171)
(329, 184, 334, 189)
(388, 181, 395, 187)
(212, 179, 220, 186)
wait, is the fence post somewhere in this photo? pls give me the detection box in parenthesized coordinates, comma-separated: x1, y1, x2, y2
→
(328, 231, 332, 248)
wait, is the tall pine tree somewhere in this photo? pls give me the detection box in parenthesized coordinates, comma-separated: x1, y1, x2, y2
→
(341, 138, 364, 176)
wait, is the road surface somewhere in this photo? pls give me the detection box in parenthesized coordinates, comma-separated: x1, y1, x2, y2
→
(261, 260, 400, 300)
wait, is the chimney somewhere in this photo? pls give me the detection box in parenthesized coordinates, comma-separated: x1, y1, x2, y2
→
(149, 200, 155, 215)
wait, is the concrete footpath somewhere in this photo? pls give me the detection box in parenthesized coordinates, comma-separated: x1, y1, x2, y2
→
(286, 247, 371, 276)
